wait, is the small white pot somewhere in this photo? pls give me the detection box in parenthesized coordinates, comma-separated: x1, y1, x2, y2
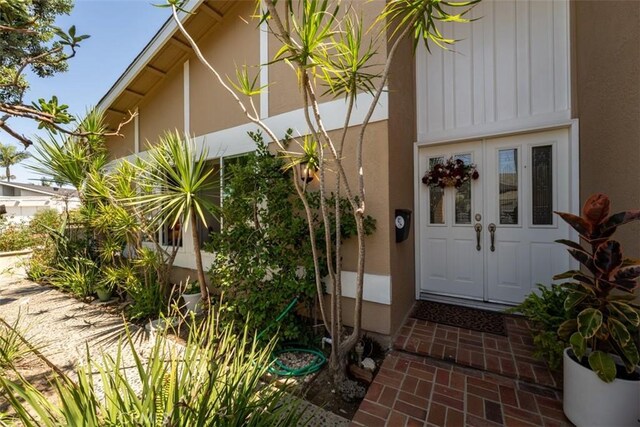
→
(563, 348, 640, 427)
(181, 293, 202, 314)
(145, 317, 178, 334)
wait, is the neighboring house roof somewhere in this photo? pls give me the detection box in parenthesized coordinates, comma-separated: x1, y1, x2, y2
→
(0, 182, 78, 198)
(97, 0, 234, 123)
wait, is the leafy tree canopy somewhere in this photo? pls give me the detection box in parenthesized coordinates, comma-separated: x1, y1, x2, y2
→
(0, 0, 92, 147)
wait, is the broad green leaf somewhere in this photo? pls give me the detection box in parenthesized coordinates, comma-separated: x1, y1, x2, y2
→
(558, 319, 577, 339)
(569, 332, 586, 360)
(564, 291, 587, 310)
(553, 269, 581, 280)
(609, 301, 640, 327)
(588, 351, 617, 382)
(577, 308, 602, 339)
(607, 317, 630, 346)
(618, 342, 640, 373)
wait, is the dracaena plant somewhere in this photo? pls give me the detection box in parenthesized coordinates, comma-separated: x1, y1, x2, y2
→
(555, 193, 640, 382)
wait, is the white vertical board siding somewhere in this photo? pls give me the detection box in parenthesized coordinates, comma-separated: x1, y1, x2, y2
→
(417, 0, 570, 143)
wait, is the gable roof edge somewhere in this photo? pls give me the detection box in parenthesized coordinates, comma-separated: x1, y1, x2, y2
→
(96, 0, 205, 112)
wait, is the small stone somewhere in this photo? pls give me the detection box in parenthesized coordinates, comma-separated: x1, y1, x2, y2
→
(338, 379, 366, 402)
(361, 357, 376, 371)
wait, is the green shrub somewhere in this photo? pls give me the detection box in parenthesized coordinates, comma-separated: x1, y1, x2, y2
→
(0, 221, 33, 252)
(125, 278, 166, 321)
(207, 132, 375, 343)
(507, 284, 574, 370)
(29, 209, 63, 236)
(0, 312, 304, 426)
(49, 256, 99, 298)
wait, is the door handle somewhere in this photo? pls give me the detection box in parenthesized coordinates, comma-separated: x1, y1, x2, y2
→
(488, 223, 496, 252)
(474, 223, 482, 251)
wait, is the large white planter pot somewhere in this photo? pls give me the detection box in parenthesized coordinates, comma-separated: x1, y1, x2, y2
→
(563, 348, 640, 427)
(181, 293, 202, 314)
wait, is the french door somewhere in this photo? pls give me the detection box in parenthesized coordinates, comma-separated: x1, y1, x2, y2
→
(418, 129, 571, 304)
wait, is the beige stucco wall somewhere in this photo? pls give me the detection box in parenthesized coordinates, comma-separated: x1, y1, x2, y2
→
(325, 121, 391, 275)
(387, 33, 417, 335)
(267, 0, 387, 117)
(574, 0, 640, 258)
(138, 65, 184, 149)
(189, 1, 259, 136)
(105, 119, 135, 160)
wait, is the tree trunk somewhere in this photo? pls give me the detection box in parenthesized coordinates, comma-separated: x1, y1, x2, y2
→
(5, 166, 10, 182)
(189, 210, 208, 301)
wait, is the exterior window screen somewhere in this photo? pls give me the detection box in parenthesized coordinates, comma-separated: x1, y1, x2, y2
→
(499, 149, 518, 225)
(429, 157, 444, 224)
(454, 154, 472, 224)
(532, 145, 553, 225)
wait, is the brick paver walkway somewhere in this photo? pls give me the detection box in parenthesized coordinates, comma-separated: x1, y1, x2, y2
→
(353, 311, 570, 426)
(394, 317, 561, 389)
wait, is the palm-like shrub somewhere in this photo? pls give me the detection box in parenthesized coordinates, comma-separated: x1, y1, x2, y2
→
(132, 131, 219, 301)
(0, 312, 303, 426)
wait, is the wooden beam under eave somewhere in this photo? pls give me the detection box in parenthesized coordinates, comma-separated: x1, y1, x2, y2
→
(124, 88, 145, 99)
(201, 3, 223, 21)
(107, 107, 128, 116)
(170, 37, 192, 52)
(145, 65, 167, 77)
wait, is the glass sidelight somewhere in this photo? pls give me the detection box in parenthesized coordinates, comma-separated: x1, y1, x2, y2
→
(428, 157, 445, 224)
(532, 145, 553, 225)
(498, 149, 518, 225)
(454, 154, 472, 224)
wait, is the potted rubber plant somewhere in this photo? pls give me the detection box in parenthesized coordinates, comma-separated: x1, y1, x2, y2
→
(554, 193, 640, 426)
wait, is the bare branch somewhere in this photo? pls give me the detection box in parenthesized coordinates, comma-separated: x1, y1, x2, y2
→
(0, 24, 36, 34)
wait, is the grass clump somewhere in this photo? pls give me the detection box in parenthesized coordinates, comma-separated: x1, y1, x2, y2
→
(0, 318, 31, 371)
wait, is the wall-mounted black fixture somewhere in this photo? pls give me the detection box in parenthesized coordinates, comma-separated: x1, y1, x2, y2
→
(395, 209, 412, 243)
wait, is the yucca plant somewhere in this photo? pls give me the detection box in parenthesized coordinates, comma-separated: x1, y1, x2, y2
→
(0, 311, 304, 426)
(555, 193, 640, 382)
(131, 131, 219, 302)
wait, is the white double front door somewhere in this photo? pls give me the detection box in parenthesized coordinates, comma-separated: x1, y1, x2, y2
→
(418, 129, 572, 304)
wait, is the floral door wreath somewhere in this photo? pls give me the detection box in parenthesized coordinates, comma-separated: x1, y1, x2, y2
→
(422, 157, 479, 189)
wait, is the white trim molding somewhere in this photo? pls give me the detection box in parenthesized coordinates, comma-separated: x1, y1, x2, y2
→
(183, 60, 190, 135)
(134, 108, 140, 153)
(327, 272, 391, 305)
(259, 0, 269, 120)
(194, 90, 389, 159)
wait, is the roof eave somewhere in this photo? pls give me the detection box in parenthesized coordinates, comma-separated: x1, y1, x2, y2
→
(96, 0, 205, 113)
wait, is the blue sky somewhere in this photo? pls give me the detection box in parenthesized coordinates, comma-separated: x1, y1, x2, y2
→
(2, 0, 171, 183)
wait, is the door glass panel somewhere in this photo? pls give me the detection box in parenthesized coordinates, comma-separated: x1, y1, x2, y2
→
(532, 145, 553, 225)
(498, 149, 518, 225)
(429, 157, 444, 224)
(454, 154, 472, 224)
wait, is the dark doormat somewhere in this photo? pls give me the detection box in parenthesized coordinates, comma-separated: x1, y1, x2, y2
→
(411, 300, 507, 336)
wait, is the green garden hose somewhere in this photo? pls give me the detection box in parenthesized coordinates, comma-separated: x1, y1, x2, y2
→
(268, 348, 327, 377)
(257, 296, 327, 377)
